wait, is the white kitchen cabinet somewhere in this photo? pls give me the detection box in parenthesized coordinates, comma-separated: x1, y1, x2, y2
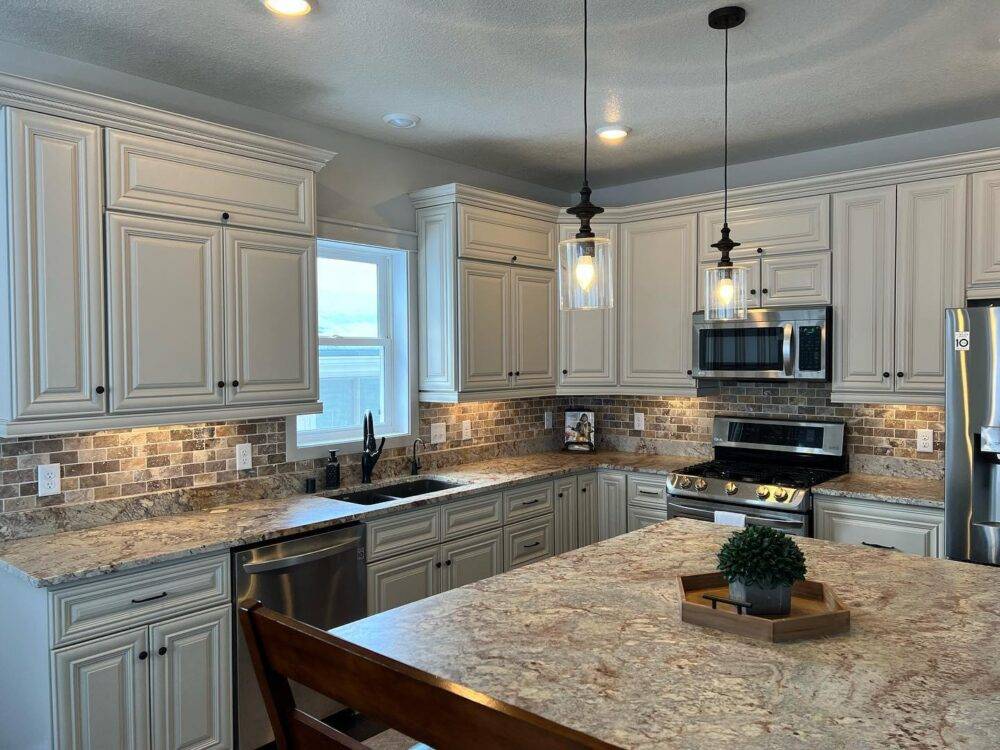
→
(619, 214, 698, 391)
(367, 546, 441, 616)
(597, 471, 628, 541)
(106, 214, 226, 413)
(440, 529, 503, 591)
(627, 505, 670, 531)
(967, 169, 1000, 298)
(1, 108, 106, 424)
(53, 627, 151, 750)
(504, 515, 555, 569)
(760, 251, 831, 306)
(577, 472, 599, 547)
(458, 203, 556, 269)
(511, 266, 557, 388)
(831, 186, 897, 402)
(894, 176, 966, 400)
(106, 129, 315, 235)
(697, 194, 830, 261)
(554, 475, 579, 554)
(150, 607, 232, 750)
(458, 259, 511, 392)
(558, 223, 618, 390)
(814, 495, 944, 558)
(224, 228, 318, 406)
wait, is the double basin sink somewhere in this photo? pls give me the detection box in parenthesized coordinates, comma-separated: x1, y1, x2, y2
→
(327, 478, 465, 506)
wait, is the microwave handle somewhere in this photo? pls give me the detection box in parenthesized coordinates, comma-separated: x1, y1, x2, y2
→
(782, 323, 794, 376)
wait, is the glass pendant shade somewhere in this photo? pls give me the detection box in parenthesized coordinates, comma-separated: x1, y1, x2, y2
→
(703, 263, 748, 321)
(559, 235, 614, 310)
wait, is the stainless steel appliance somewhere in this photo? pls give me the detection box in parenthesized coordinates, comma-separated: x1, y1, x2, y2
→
(691, 305, 831, 381)
(233, 524, 366, 749)
(945, 306, 1000, 565)
(667, 416, 847, 536)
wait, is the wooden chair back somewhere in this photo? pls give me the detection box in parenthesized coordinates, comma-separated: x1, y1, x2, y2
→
(238, 601, 619, 750)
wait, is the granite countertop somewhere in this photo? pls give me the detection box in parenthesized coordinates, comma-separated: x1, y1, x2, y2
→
(813, 473, 944, 508)
(0, 450, 692, 588)
(333, 518, 1000, 749)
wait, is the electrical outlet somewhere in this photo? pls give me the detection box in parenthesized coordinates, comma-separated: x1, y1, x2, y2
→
(544, 411, 553, 429)
(235, 443, 253, 471)
(37, 463, 60, 497)
(634, 412, 645, 431)
(462, 420, 472, 440)
(916, 429, 934, 453)
(431, 422, 446, 444)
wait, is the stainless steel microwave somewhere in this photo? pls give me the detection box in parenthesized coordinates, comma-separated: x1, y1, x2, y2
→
(691, 306, 831, 381)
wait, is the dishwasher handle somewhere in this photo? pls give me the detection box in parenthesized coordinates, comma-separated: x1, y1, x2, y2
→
(241, 539, 360, 575)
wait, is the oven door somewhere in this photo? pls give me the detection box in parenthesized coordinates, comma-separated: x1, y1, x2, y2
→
(667, 496, 810, 536)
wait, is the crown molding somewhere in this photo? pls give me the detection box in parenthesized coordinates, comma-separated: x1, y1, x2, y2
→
(410, 182, 561, 222)
(0, 72, 336, 171)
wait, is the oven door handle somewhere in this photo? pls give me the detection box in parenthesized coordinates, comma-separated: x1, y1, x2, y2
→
(667, 501, 715, 520)
(669, 501, 805, 530)
(782, 323, 794, 376)
(747, 516, 804, 529)
(241, 540, 358, 575)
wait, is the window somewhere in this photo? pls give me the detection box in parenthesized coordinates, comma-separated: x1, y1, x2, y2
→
(290, 240, 412, 455)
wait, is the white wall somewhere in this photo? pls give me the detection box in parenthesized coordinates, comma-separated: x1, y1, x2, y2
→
(0, 41, 567, 234)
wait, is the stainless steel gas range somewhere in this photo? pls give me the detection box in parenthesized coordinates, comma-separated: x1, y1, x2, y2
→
(666, 416, 847, 536)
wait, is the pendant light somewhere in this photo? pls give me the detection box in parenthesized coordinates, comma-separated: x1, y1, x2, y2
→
(559, 0, 614, 311)
(704, 5, 748, 321)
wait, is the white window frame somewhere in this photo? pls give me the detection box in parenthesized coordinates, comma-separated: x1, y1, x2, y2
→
(287, 238, 416, 458)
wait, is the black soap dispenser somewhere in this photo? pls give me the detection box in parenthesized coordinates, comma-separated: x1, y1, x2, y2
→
(325, 450, 341, 490)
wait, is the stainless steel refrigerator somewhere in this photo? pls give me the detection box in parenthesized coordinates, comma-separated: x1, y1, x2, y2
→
(945, 306, 1000, 564)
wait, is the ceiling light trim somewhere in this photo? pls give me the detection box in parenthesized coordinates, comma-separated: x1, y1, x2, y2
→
(263, 0, 316, 17)
(596, 125, 631, 141)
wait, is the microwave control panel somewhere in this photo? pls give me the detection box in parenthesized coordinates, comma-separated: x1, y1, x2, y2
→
(798, 326, 823, 371)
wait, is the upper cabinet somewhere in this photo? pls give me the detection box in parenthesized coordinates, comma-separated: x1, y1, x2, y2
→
(106, 130, 315, 235)
(968, 169, 1000, 299)
(697, 194, 829, 260)
(459, 204, 556, 268)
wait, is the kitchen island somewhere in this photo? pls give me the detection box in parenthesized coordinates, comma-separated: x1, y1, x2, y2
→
(331, 518, 1000, 749)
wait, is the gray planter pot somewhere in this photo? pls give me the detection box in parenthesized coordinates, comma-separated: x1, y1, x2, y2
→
(729, 580, 792, 616)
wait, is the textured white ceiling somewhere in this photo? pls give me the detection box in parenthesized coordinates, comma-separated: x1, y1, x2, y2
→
(1, 0, 998, 190)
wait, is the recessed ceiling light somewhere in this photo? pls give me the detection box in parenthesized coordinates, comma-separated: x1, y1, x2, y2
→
(262, 0, 315, 17)
(382, 113, 421, 129)
(596, 125, 631, 142)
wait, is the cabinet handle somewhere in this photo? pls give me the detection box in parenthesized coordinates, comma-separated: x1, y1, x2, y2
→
(232, 379, 240, 387)
(521, 499, 540, 506)
(896, 371, 904, 378)
(862, 541, 897, 551)
(138, 651, 148, 661)
(445, 560, 452, 566)
(507, 371, 513, 377)
(686, 369, 692, 375)
(562, 369, 568, 375)
(523, 541, 541, 549)
(217, 380, 226, 388)
(157, 646, 167, 656)
(750, 289, 757, 295)
(511, 255, 518, 262)
(756, 247, 763, 254)
(95, 385, 105, 395)
(557, 492, 563, 498)
(761, 288, 769, 294)
(131, 591, 167, 604)
(580, 487, 587, 493)
(222, 212, 230, 221)
(882, 372, 890, 378)
(435, 561, 442, 568)
(638, 489, 660, 496)
(515, 371, 520, 376)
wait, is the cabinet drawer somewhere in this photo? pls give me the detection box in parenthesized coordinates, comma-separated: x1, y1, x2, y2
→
(106, 130, 315, 235)
(627, 474, 669, 508)
(503, 481, 555, 523)
(504, 515, 555, 570)
(814, 496, 943, 557)
(50, 555, 230, 647)
(366, 507, 441, 562)
(628, 505, 670, 532)
(459, 204, 556, 268)
(441, 493, 503, 541)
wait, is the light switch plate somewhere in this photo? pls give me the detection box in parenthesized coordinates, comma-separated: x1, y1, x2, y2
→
(634, 412, 645, 431)
(916, 429, 934, 453)
(544, 411, 553, 429)
(37, 463, 60, 497)
(235, 443, 253, 471)
(462, 420, 472, 440)
(431, 422, 446, 444)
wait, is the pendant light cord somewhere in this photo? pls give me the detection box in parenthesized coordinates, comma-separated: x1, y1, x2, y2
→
(723, 25, 729, 226)
(583, 0, 589, 186)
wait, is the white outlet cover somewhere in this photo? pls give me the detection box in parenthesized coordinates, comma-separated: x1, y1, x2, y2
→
(235, 443, 253, 470)
(544, 411, 553, 429)
(462, 420, 472, 440)
(37, 463, 60, 497)
(634, 412, 645, 431)
(431, 423, 446, 444)
(916, 429, 934, 453)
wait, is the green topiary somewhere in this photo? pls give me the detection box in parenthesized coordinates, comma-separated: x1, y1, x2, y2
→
(716, 525, 807, 588)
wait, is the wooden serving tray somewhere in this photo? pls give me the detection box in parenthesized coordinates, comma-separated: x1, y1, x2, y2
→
(677, 572, 850, 642)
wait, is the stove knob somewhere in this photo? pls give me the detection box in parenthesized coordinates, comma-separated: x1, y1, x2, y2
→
(724, 481, 738, 495)
(773, 488, 789, 502)
(694, 478, 708, 492)
(756, 485, 771, 500)
(678, 476, 693, 489)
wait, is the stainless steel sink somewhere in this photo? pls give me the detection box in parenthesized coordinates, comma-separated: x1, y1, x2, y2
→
(327, 478, 464, 506)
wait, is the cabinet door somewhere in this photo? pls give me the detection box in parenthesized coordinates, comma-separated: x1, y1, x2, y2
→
(367, 547, 441, 615)
(458, 260, 511, 391)
(559, 224, 618, 387)
(627, 504, 670, 532)
(895, 176, 966, 399)
(698, 258, 760, 310)
(511, 267, 557, 388)
(106, 215, 225, 412)
(760, 251, 831, 306)
(814, 497, 943, 557)
(224, 228, 317, 405)
(5, 108, 106, 419)
(697, 195, 830, 261)
(968, 169, 1000, 298)
(53, 626, 150, 750)
(150, 606, 231, 750)
(553, 475, 579, 554)
(620, 215, 698, 387)
(458, 204, 556, 268)
(597, 471, 628, 541)
(440, 529, 503, 591)
(831, 187, 897, 401)
(503, 515, 555, 569)
(576, 472, 599, 547)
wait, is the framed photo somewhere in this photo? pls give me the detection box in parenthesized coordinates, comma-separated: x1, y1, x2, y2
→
(564, 411, 596, 452)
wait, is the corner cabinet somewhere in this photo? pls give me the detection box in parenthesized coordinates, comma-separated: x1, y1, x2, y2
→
(814, 495, 944, 558)
(966, 169, 1000, 298)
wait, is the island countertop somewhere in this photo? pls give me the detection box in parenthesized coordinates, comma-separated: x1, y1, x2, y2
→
(332, 518, 1000, 749)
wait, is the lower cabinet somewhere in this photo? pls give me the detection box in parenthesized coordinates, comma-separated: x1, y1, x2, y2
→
(504, 515, 555, 570)
(367, 546, 441, 616)
(440, 529, 503, 592)
(597, 471, 628, 541)
(554, 475, 579, 554)
(577, 473, 599, 547)
(814, 495, 944, 557)
(627, 504, 670, 531)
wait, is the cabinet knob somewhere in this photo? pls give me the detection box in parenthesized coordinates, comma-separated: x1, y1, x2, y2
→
(138, 651, 148, 661)
(514, 371, 520, 376)
(222, 212, 230, 221)
(445, 559, 452, 566)
(511, 255, 518, 262)
(557, 492, 563, 498)
(756, 247, 763, 254)
(232, 379, 240, 387)
(580, 487, 586, 493)
(562, 369, 568, 375)
(686, 369, 692, 375)
(896, 371, 904, 378)
(217, 381, 226, 389)
(750, 289, 757, 295)
(882, 372, 890, 378)
(761, 288, 769, 294)
(507, 371, 513, 377)
(157, 646, 167, 656)
(435, 561, 442, 568)
(95, 385, 105, 395)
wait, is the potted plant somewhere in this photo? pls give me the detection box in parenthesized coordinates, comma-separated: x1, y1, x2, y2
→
(716, 525, 807, 616)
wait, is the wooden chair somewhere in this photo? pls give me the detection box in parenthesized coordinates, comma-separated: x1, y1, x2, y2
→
(238, 601, 620, 750)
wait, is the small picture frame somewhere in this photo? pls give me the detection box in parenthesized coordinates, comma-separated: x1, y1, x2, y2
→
(564, 411, 596, 452)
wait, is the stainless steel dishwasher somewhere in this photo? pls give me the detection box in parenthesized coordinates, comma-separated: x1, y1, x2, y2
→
(233, 523, 366, 749)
